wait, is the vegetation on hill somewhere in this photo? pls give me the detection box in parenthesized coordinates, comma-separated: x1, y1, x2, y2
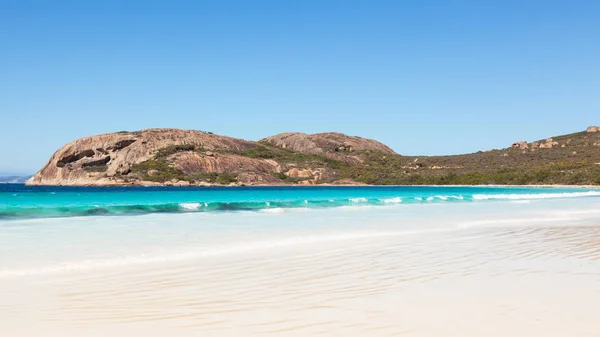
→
(119, 129, 600, 185)
(335, 153, 600, 185)
(130, 159, 191, 183)
(327, 129, 600, 185)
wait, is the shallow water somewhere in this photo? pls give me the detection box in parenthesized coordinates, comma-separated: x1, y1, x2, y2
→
(2, 184, 600, 219)
(1, 186, 600, 336)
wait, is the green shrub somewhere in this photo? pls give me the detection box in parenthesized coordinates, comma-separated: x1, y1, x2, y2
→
(273, 172, 288, 180)
(241, 146, 278, 159)
(193, 172, 237, 184)
(217, 173, 237, 184)
(156, 144, 196, 158)
(193, 172, 219, 182)
(131, 159, 190, 183)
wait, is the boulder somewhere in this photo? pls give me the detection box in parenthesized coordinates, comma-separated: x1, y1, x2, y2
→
(511, 141, 529, 150)
(536, 138, 559, 149)
(285, 168, 313, 179)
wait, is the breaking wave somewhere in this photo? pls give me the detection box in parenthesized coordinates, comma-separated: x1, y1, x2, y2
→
(1, 189, 599, 220)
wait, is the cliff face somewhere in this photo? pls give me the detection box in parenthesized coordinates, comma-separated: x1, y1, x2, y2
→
(27, 129, 394, 186)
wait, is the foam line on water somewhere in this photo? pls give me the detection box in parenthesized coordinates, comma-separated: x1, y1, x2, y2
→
(380, 197, 402, 203)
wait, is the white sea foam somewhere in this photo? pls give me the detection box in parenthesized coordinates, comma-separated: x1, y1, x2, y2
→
(473, 191, 600, 200)
(179, 203, 201, 210)
(260, 208, 285, 214)
(381, 197, 402, 203)
(350, 197, 368, 203)
(436, 196, 448, 200)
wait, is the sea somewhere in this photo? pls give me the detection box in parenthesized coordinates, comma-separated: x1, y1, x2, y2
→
(1, 184, 600, 336)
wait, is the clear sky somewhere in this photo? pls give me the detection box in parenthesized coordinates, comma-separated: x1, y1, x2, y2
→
(1, 0, 599, 174)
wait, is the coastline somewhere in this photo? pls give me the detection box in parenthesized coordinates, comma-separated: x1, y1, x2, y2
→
(25, 126, 600, 190)
(21, 182, 600, 188)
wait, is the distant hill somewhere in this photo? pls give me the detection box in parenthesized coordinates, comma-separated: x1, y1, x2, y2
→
(338, 127, 600, 185)
(26, 127, 600, 186)
(0, 175, 32, 184)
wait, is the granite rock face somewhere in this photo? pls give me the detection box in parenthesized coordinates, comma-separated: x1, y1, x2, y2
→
(262, 132, 395, 155)
(27, 129, 395, 186)
(27, 129, 258, 186)
(261, 132, 395, 165)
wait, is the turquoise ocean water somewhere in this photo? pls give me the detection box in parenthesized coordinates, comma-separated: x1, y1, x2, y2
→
(2, 184, 600, 220)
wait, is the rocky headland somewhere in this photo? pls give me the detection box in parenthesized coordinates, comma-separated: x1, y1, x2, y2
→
(27, 127, 600, 186)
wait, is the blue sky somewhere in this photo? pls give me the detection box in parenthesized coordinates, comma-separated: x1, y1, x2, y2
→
(1, 0, 599, 174)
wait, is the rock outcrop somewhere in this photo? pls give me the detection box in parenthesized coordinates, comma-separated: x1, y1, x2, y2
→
(587, 126, 599, 133)
(511, 141, 529, 150)
(511, 138, 559, 152)
(27, 129, 259, 186)
(537, 138, 559, 149)
(27, 128, 395, 186)
(260, 132, 396, 165)
(261, 132, 395, 155)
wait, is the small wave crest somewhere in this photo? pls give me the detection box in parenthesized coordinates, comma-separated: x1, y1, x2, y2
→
(380, 197, 403, 204)
(180, 202, 202, 210)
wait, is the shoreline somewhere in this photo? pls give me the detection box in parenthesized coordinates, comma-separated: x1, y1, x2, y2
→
(18, 182, 600, 188)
